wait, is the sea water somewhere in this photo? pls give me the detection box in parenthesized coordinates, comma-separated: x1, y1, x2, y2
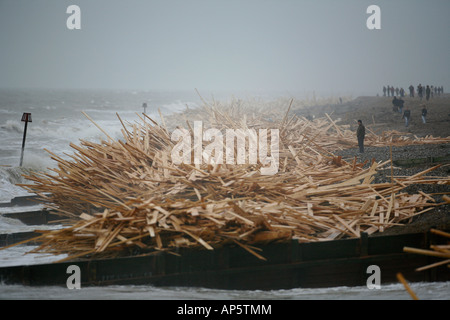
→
(0, 88, 448, 300)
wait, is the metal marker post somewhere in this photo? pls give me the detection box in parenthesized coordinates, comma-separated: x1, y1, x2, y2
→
(19, 113, 32, 167)
(142, 102, 148, 114)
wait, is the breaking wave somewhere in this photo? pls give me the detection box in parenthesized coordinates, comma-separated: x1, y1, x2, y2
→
(0, 120, 23, 134)
(0, 166, 35, 202)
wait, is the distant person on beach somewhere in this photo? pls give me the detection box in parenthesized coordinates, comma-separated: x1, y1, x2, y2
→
(402, 107, 411, 127)
(395, 87, 399, 96)
(392, 96, 399, 112)
(426, 85, 431, 101)
(400, 88, 405, 97)
(390, 86, 395, 97)
(383, 86, 387, 96)
(397, 97, 404, 114)
(421, 105, 427, 123)
(409, 85, 414, 97)
(418, 84, 423, 100)
(356, 120, 365, 153)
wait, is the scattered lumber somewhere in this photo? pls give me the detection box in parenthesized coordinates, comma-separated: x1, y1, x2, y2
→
(4, 98, 449, 262)
(396, 272, 420, 300)
(404, 229, 450, 272)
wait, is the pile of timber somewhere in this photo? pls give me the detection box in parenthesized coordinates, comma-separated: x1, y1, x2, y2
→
(5, 99, 449, 262)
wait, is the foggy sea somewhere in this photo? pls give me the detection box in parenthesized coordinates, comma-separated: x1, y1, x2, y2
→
(0, 88, 448, 300)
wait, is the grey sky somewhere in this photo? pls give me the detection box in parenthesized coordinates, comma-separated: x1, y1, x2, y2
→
(0, 0, 448, 96)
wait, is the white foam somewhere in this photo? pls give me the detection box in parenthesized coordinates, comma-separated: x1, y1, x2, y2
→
(0, 120, 23, 134)
(0, 245, 67, 267)
(0, 167, 33, 202)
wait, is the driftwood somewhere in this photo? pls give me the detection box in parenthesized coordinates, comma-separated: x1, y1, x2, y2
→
(4, 98, 448, 262)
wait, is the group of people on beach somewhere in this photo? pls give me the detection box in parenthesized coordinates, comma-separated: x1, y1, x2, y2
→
(356, 102, 428, 154)
(392, 96, 428, 127)
(391, 96, 428, 127)
(383, 84, 444, 101)
(357, 84, 439, 153)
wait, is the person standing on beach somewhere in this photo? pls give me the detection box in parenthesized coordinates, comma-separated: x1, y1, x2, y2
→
(426, 85, 431, 101)
(402, 107, 411, 127)
(421, 105, 427, 123)
(409, 85, 414, 97)
(418, 84, 423, 100)
(356, 120, 365, 153)
(387, 85, 391, 97)
(390, 86, 395, 97)
(383, 86, 387, 96)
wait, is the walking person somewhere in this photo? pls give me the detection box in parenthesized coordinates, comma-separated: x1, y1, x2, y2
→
(421, 105, 427, 124)
(402, 107, 411, 127)
(356, 120, 365, 153)
(397, 97, 405, 114)
(392, 96, 399, 112)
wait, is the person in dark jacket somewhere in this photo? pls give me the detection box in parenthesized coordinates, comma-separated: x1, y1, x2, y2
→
(421, 105, 427, 124)
(356, 120, 365, 153)
(402, 107, 411, 127)
(409, 85, 414, 97)
(397, 97, 404, 114)
(392, 96, 399, 112)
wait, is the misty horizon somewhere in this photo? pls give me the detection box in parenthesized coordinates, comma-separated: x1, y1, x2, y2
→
(0, 0, 448, 97)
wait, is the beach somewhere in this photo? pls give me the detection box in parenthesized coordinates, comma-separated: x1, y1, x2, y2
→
(0, 89, 449, 300)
